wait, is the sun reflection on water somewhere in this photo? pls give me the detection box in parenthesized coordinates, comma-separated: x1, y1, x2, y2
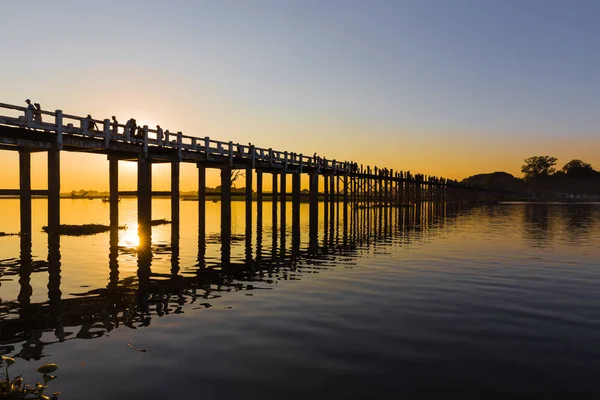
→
(119, 226, 140, 248)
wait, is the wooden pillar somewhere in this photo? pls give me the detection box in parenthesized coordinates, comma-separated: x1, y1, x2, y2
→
(47, 147, 60, 233)
(137, 154, 152, 231)
(292, 171, 301, 233)
(220, 166, 232, 268)
(256, 170, 263, 222)
(197, 164, 206, 266)
(246, 167, 253, 232)
(343, 173, 349, 225)
(310, 170, 319, 232)
(221, 166, 232, 236)
(19, 149, 32, 237)
(137, 156, 152, 240)
(109, 155, 119, 226)
(280, 172, 287, 234)
(323, 174, 329, 223)
(171, 159, 180, 225)
(329, 173, 335, 216)
(272, 172, 278, 218)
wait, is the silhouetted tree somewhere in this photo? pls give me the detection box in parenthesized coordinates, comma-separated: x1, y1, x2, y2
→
(561, 159, 598, 177)
(521, 156, 557, 178)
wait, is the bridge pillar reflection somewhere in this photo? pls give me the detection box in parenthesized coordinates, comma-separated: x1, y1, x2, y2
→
(19, 148, 32, 237)
(48, 146, 60, 233)
(48, 232, 64, 341)
(18, 232, 33, 311)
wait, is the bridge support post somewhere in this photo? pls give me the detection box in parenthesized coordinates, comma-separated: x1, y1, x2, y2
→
(309, 170, 319, 253)
(323, 173, 329, 219)
(220, 166, 232, 268)
(47, 147, 60, 233)
(19, 149, 32, 238)
(220, 165, 232, 236)
(280, 172, 286, 236)
(245, 167, 253, 236)
(309, 170, 319, 241)
(137, 155, 152, 237)
(171, 159, 180, 225)
(329, 174, 335, 218)
(197, 164, 206, 263)
(256, 170, 263, 223)
(292, 171, 301, 232)
(109, 155, 119, 226)
(291, 171, 301, 259)
(272, 172, 278, 221)
(343, 173, 349, 228)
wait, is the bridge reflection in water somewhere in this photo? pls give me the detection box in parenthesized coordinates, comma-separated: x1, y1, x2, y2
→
(0, 201, 464, 360)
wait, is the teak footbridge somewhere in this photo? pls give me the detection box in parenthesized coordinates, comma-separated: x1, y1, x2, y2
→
(0, 102, 495, 238)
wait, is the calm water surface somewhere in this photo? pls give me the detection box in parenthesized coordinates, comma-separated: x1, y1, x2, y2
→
(1, 200, 600, 399)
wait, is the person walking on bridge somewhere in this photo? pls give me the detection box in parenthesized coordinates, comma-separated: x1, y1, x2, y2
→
(33, 103, 42, 125)
(156, 125, 164, 145)
(129, 118, 137, 139)
(111, 116, 119, 136)
(86, 114, 98, 132)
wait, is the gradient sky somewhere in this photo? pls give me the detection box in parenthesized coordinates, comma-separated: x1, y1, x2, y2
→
(1, 0, 599, 191)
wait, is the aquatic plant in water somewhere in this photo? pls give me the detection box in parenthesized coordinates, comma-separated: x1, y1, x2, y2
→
(41, 224, 126, 236)
(0, 356, 60, 399)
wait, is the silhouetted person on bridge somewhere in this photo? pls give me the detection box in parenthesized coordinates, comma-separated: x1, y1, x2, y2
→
(129, 118, 137, 138)
(86, 114, 98, 132)
(33, 103, 42, 124)
(137, 126, 144, 139)
(156, 125, 163, 144)
(25, 99, 35, 112)
(111, 116, 119, 136)
(24, 99, 35, 128)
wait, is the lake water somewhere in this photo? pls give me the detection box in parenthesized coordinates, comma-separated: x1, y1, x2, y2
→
(1, 199, 600, 399)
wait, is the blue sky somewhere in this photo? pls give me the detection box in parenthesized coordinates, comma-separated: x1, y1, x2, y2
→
(1, 0, 599, 189)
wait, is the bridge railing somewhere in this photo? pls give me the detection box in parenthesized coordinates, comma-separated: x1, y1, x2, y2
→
(0, 102, 358, 172)
(0, 102, 472, 188)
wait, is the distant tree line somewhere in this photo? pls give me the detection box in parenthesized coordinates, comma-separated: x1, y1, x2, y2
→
(463, 156, 600, 198)
(521, 156, 599, 178)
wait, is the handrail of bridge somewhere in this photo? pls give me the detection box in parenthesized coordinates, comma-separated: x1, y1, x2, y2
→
(0, 102, 473, 189)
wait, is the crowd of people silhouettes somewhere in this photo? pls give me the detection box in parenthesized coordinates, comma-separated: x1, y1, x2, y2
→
(20, 100, 357, 171)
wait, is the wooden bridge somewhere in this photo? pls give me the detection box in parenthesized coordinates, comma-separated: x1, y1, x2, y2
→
(0, 101, 492, 238)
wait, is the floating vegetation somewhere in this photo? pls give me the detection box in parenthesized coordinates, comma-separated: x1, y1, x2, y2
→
(151, 219, 171, 226)
(0, 232, 19, 237)
(42, 224, 127, 236)
(1, 356, 60, 399)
